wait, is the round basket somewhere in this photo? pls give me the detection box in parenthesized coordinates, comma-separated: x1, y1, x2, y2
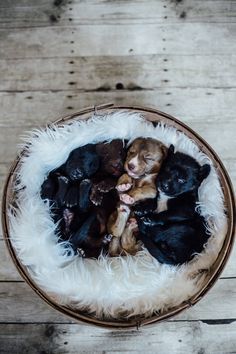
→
(2, 103, 235, 328)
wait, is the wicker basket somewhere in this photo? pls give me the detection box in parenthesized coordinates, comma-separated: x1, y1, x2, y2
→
(2, 103, 235, 328)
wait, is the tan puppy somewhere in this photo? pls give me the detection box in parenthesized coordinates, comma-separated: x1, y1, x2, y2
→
(108, 138, 167, 256)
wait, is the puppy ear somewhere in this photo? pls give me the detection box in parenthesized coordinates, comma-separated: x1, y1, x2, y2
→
(168, 144, 175, 155)
(199, 164, 211, 182)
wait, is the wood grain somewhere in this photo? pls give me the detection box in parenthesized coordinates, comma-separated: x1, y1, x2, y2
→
(0, 89, 235, 126)
(0, 321, 236, 354)
(0, 23, 236, 59)
(0, 0, 235, 28)
(0, 55, 235, 91)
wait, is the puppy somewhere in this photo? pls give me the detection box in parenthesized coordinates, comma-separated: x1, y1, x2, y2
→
(137, 144, 211, 265)
(59, 144, 100, 182)
(108, 138, 167, 256)
(90, 139, 126, 206)
(117, 138, 167, 205)
(41, 144, 100, 209)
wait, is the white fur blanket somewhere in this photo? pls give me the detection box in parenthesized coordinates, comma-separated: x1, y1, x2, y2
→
(8, 111, 227, 319)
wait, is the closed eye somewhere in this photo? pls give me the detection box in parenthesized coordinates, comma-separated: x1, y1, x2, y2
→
(144, 156, 155, 161)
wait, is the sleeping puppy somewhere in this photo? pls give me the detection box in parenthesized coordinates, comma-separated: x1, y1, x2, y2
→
(90, 139, 127, 206)
(41, 144, 100, 209)
(59, 144, 100, 182)
(108, 137, 167, 256)
(117, 137, 167, 205)
(137, 144, 211, 265)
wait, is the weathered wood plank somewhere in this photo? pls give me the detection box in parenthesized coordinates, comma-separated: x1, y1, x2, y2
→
(0, 279, 235, 323)
(0, 0, 235, 29)
(0, 89, 235, 128)
(0, 321, 236, 354)
(1, 54, 235, 91)
(0, 23, 236, 59)
(0, 241, 22, 281)
(0, 282, 72, 323)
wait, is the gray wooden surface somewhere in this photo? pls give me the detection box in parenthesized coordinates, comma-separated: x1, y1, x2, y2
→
(0, 1, 235, 353)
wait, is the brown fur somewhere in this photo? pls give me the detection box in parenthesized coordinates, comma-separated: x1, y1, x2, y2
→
(108, 217, 142, 257)
(108, 138, 167, 257)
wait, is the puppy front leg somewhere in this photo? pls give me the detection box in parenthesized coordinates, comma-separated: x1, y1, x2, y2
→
(108, 236, 124, 257)
(121, 185, 157, 205)
(121, 218, 142, 255)
(107, 203, 130, 237)
(139, 210, 192, 229)
(107, 203, 130, 257)
(116, 173, 133, 192)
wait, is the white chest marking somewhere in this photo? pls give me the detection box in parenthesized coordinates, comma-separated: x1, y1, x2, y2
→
(129, 154, 139, 167)
(157, 191, 170, 213)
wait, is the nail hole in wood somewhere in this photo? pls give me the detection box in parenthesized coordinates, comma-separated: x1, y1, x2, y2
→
(116, 83, 124, 90)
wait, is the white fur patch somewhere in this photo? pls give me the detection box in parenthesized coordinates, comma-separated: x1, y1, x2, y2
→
(157, 191, 171, 213)
(8, 111, 227, 319)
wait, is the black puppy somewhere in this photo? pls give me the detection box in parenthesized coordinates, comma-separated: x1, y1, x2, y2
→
(41, 144, 100, 209)
(41, 144, 100, 242)
(137, 144, 211, 265)
(59, 144, 100, 182)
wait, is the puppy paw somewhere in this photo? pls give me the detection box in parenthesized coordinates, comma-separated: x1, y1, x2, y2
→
(140, 216, 152, 225)
(116, 183, 132, 192)
(120, 193, 135, 205)
(97, 179, 116, 193)
(117, 203, 130, 214)
(102, 234, 113, 245)
(127, 217, 138, 230)
(90, 188, 103, 206)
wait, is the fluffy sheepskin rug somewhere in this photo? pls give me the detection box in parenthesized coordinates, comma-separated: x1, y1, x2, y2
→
(8, 111, 227, 319)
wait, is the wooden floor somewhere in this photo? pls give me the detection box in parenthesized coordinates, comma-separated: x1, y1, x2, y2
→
(0, 0, 236, 353)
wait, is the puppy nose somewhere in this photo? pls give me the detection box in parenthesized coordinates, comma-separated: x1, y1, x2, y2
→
(128, 163, 135, 171)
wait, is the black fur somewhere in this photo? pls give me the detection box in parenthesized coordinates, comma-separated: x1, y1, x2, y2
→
(60, 144, 100, 182)
(40, 141, 122, 258)
(157, 144, 210, 197)
(137, 145, 211, 265)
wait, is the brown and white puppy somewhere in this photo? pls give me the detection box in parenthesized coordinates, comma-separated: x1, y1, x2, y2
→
(117, 137, 167, 204)
(108, 137, 167, 256)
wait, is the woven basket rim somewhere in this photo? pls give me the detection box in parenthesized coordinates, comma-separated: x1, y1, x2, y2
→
(2, 103, 235, 328)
